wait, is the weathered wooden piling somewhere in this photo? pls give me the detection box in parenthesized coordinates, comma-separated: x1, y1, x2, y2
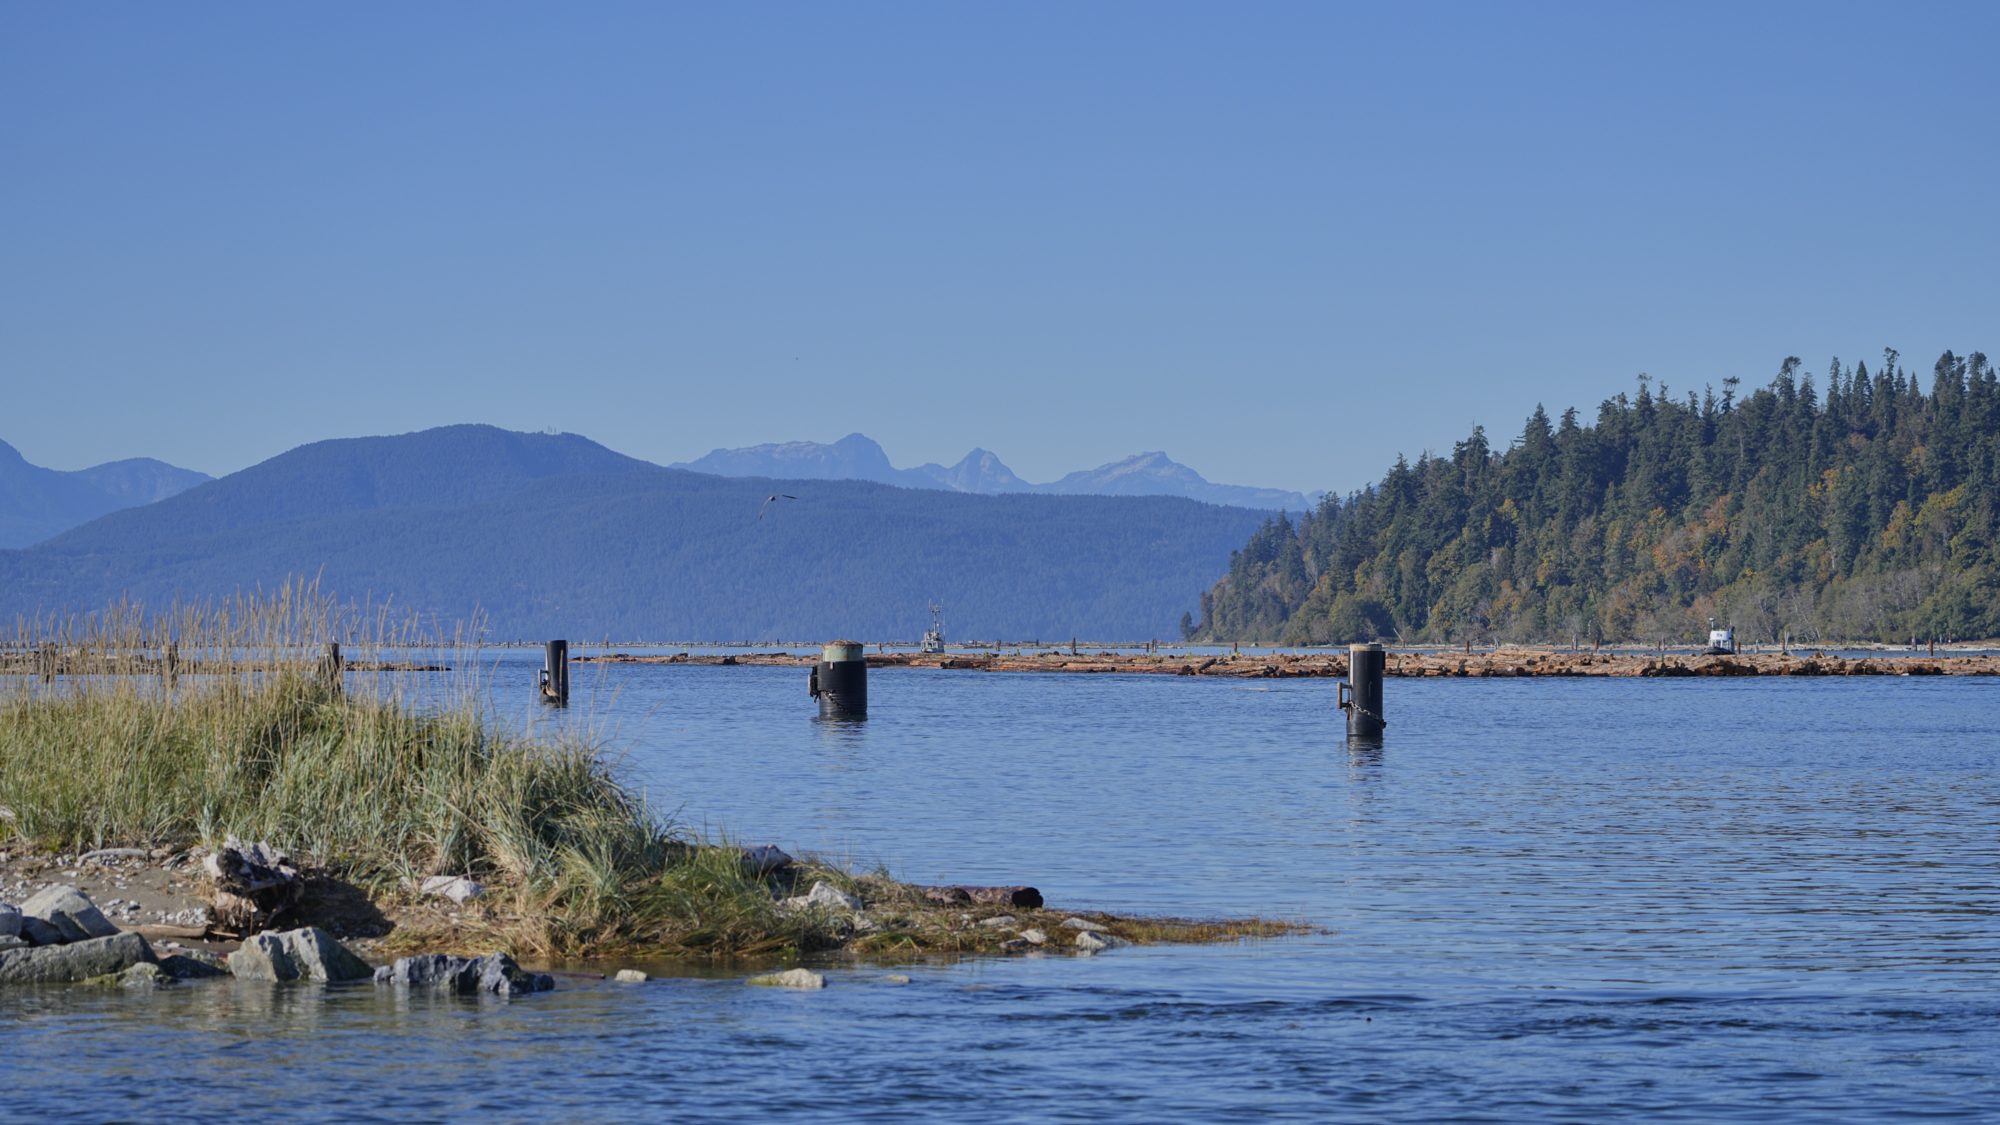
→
(809, 640, 866, 718)
(541, 640, 570, 706)
(1338, 642, 1386, 741)
(37, 644, 57, 684)
(318, 642, 344, 693)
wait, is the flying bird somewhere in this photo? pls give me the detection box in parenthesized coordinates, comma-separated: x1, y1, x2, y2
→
(757, 494, 799, 520)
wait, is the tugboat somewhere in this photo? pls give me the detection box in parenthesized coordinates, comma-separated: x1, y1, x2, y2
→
(1705, 618, 1737, 656)
(920, 602, 946, 654)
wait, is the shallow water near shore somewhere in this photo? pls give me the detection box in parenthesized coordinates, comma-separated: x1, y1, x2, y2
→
(5, 659, 1997, 1121)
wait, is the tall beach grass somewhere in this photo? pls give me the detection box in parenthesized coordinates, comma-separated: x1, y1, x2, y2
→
(0, 583, 850, 957)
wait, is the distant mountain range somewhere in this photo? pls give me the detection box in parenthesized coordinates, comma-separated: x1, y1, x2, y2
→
(0, 425, 1266, 640)
(0, 440, 211, 548)
(673, 434, 1315, 511)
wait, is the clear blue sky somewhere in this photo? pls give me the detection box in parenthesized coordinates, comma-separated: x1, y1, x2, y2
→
(4, 2, 1995, 494)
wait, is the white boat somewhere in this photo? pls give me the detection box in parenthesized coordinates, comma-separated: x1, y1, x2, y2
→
(920, 602, 946, 654)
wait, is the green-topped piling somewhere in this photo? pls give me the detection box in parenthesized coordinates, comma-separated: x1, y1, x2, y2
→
(810, 640, 867, 718)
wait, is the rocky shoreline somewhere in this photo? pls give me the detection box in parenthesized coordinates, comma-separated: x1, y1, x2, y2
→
(0, 842, 1300, 996)
(580, 648, 2000, 678)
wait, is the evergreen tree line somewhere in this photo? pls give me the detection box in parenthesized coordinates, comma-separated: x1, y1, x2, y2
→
(1198, 350, 2000, 646)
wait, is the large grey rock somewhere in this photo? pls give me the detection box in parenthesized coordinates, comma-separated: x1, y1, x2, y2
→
(0, 935, 26, 952)
(20, 885, 119, 944)
(780, 881, 862, 912)
(1073, 930, 1128, 953)
(0, 902, 19, 938)
(227, 927, 371, 983)
(0, 932, 155, 985)
(372, 952, 553, 995)
(419, 875, 485, 906)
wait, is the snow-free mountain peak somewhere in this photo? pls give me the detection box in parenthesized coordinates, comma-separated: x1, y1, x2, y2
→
(0, 439, 213, 548)
(674, 435, 1313, 511)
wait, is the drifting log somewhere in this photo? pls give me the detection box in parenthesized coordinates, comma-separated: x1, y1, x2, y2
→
(920, 885, 1044, 909)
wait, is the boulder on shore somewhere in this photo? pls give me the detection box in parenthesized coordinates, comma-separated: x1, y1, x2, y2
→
(1074, 930, 1128, 953)
(0, 902, 20, 938)
(373, 952, 554, 995)
(0, 932, 155, 985)
(740, 845, 794, 877)
(20, 885, 120, 945)
(227, 927, 372, 983)
(780, 881, 862, 912)
(419, 875, 486, 906)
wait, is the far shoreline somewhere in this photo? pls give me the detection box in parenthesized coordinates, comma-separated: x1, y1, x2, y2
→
(578, 647, 2000, 679)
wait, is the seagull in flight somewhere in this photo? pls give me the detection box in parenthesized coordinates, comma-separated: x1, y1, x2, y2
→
(757, 494, 799, 520)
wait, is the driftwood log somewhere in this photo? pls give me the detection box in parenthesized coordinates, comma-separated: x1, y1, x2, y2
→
(203, 837, 303, 935)
(920, 885, 1044, 909)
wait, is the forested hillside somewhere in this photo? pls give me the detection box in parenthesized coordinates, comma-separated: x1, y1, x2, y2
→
(0, 440, 210, 548)
(1198, 351, 2000, 645)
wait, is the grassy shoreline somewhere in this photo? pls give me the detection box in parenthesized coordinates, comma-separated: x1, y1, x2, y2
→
(1, 595, 1302, 963)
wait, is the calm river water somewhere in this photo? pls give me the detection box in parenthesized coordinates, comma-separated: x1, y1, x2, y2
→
(4, 657, 1996, 1121)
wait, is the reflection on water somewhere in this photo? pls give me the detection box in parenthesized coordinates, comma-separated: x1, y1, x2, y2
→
(4, 662, 1997, 1122)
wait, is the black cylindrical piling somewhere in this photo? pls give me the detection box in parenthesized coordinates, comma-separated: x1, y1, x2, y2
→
(1338, 642, 1386, 742)
(810, 640, 867, 719)
(542, 640, 570, 706)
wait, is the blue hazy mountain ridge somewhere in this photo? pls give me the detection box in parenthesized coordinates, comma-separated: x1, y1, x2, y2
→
(0, 439, 211, 548)
(673, 434, 1313, 511)
(2, 425, 1266, 639)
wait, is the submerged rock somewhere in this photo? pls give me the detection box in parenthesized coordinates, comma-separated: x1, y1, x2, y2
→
(0, 932, 155, 985)
(746, 968, 825, 990)
(227, 927, 372, 983)
(117, 962, 171, 989)
(373, 952, 554, 995)
(613, 969, 649, 983)
(159, 951, 230, 980)
(20, 885, 120, 944)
